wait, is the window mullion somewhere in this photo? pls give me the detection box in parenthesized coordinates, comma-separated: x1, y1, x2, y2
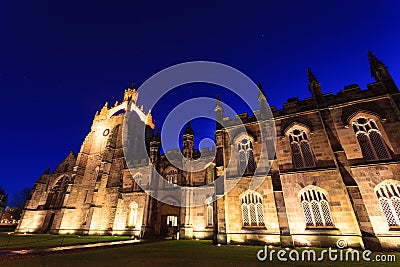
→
(299, 144, 306, 167)
(247, 203, 251, 226)
(388, 199, 400, 226)
(367, 132, 379, 160)
(255, 203, 259, 226)
(309, 202, 316, 226)
(318, 202, 326, 226)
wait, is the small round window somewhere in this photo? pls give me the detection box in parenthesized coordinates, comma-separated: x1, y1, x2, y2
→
(103, 129, 110, 136)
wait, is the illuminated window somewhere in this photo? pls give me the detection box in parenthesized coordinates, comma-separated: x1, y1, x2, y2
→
(166, 169, 178, 185)
(167, 215, 178, 227)
(352, 117, 391, 161)
(237, 138, 256, 175)
(375, 181, 400, 227)
(127, 202, 138, 228)
(299, 187, 333, 227)
(289, 129, 315, 169)
(241, 191, 265, 227)
(207, 204, 213, 227)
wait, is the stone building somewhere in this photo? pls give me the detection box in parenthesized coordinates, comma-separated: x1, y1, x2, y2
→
(17, 52, 400, 251)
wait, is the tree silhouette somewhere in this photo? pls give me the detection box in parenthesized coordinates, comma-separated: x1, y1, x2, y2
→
(0, 188, 8, 220)
(9, 187, 31, 221)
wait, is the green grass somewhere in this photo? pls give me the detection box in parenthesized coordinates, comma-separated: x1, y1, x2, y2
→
(2, 240, 399, 267)
(0, 234, 132, 249)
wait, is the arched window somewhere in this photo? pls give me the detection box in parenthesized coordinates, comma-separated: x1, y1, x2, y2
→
(207, 204, 213, 227)
(241, 191, 265, 227)
(289, 129, 315, 169)
(352, 117, 391, 161)
(299, 186, 333, 227)
(237, 138, 256, 175)
(127, 202, 138, 228)
(375, 181, 400, 227)
(166, 169, 178, 185)
(45, 176, 70, 209)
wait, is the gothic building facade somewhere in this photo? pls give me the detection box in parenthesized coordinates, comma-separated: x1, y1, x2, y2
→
(17, 52, 400, 251)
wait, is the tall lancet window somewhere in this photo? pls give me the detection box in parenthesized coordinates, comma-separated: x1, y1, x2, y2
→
(127, 201, 138, 228)
(299, 186, 333, 227)
(241, 191, 265, 227)
(289, 129, 316, 169)
(207, 204, 213, 227)
(205, 197, 213, 227)
(237, 138, 256, 175)
(45, 176, 70, 209)
(375, 181, 400, 227)
(352, 117, 391, 161)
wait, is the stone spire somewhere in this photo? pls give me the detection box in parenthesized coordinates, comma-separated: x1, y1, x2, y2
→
(307, 67, 319, 84)
(183, 121, 194, 159)
(183, 120, 194, 135)
(151, 128, 161, 142)
(307, 68, 325, 107)
(367, 51, 399, 115)
(257, 82, 267, 100)
(368, 51, 386, 80)
(367, 51, 397, 93)
(150, 129, 161, 164)
(215, 94, 224, 130)
(257, 82, 268, 120)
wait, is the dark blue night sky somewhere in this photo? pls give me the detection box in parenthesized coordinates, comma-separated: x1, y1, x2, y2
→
(1, 1, 399, 202)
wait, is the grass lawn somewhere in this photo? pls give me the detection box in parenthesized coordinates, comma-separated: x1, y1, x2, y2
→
(0, 234, 132, 250)
(2, 240, 399, 267)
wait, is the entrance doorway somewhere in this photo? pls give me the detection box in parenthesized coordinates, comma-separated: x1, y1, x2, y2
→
(161, 215, 178, 238)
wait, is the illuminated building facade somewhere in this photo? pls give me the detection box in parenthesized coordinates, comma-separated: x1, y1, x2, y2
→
(17, 52, 400, 251)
